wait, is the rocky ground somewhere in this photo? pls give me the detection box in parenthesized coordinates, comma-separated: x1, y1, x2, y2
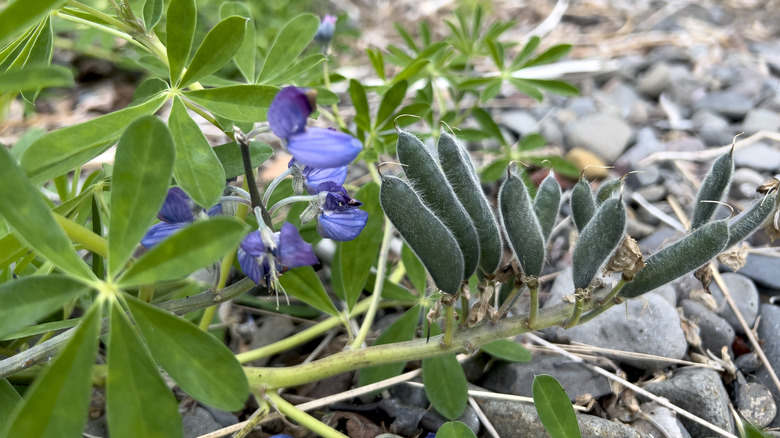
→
(5, 0, 780, 437)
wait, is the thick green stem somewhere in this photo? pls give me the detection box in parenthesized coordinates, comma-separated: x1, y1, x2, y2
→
(528, 286, 539, 328)
(53, 212, 108, 257)
(578, 279, 626, 325)
(350, 219, 392, 349)
(246, 287, 614, 389)
(442, 300, 455, 347)
(266, 391, 347, 438)
(565, 297, 583, 329)
(54, 10, 146, 51)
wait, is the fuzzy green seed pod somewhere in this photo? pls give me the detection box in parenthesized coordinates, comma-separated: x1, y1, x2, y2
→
(396, 130, 480, 279)
(726, 193, 778, 248)
(533, 172, 562, 243)
(438, 131, 503, 275)
(619, 219, 729, 298)
(572, 197, 627, 290)
(596, 178, 622, 205)
(380, 175, 464, 294)
(690, 149, 734, 230)
(571, 177, 597, 232)
(499, 170, 546, 278)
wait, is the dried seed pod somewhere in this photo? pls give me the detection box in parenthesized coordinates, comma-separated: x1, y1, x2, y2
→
(690, 149, 734, 230)
(380, 175, 464, 294)
(619, 220, 729, 299)
(396, 130, 480, 279)
(604, 235, 645, 281)
(596, 177, 622, 204)
(726, 193, 778, 248)
(533, 171, 562, 243)
(572, 198, 627, 290)
(438, 131, 503, 275)
(499, 170, 546, 278)
(571, 177, 597, 232)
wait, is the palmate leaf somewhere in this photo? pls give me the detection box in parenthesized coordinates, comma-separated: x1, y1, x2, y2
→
(106, 304, 182, 438)
(183, 85, 278, 122)
(125, 296, 249, 411)
(532, 374, 582, 438)
(3, 304, 101, 438)
(179, 16, 247, 88)
(0, 275, 85, 338)
(0, 146, 94, 280)
(0, 0, 65, 46)
(108, 115, 175, 278)
(256, 14, 319, 84)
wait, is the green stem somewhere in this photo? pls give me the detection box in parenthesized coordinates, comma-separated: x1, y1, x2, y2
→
(528, 286, 539, 328)
(138, 284, 154, 303)
(460, 293, 469, 328)
(54, 11, 146, 51)
(66, 0, 131, 32)
(442, 300, 455, 347)
(53, 212, 108, 257)
(199, 306, 217, 331)
(350, 219, 392, 349)
(495, 282, 521, 320)
(268, 195, 318, 216)
(565, 297, 583, 329)
(263, 167, 294, 206)
(321, 60, 346, 131)
(245, 287, 615, 389)
(578, 279, 626, 325)
(182, 99, 223, 131)
(266, 391, 347, 438)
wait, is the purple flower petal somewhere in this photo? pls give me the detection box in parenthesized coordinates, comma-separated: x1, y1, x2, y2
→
(141, 222, 188, 248)
(237, 246, 266, 285)
(286, 127, 362, 168)
(268, 87, 312, 139)
(158, 187, 194, 222)
(317, 207, 368, 241)
(239, 231, 265, 257)
(277, 223, 318, 268)
(304, 165, 347, 194)
(206, 204, 223, 216)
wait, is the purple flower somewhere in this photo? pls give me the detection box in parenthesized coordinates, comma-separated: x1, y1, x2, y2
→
(314, 182, 368, 241)
(314, 14, 337, 50)
(268, 87, 361, 169)
(237, 223, 318, 285)
(289, 158, 347, 195)
(141, 188, 222, 247)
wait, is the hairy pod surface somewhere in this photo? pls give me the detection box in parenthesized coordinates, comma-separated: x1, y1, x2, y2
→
(571, 177, 597, 232)
(572, 198, 627, 290)
(533, 172, 562, 244)
(438, 131, 503, 274)
(726, 193, 778, 247)
(619, 219, 729, 298)
(380, 175, 464, 294)
(596, 178, 622, 204)
(690, 150, 734, 230)
(499, 171, 546, 278)
(396, 130, 480, 279)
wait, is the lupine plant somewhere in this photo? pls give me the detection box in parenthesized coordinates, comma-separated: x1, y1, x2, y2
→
(0, 1, 778, 437)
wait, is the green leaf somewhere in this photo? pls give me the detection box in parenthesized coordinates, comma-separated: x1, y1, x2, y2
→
(0, 65, 72, 94)
(0, 146, 94, 280)
(358, 304, 420, 387)
(364, 272, 418, 301)
(169, 96, 225, 208)
(423, 352, 468, 420)
(480, 158, 510, 182)
(532, 374, 582, 438)
(743, 421, 771, 438)
(391, 59, 429, 85)
(367, 48, 385, 80)
(523, 44, 572, 68)
(522, 79, 579, 97)
(0, 379, 22, 425)
(471, 107, 507, 146)
(401, 243, 427, 293)
(125, 296, 249, 411)
(213, 140, 273, 179)
(180, 16, 247, 88)
(219, 2, 255, 82)
(166, 0, 196, 84)
(19, 16, 55, 103)
(0, 0, 65, 47)
(142, 0, 163, 32)
(277, 266, 338, 317)
(485, 38, 503, 69)
(437, 421, 477, 438)
(524, 155, 579, 179)
(270, 53, 325, 86)
(3, 304, 101, 438)
(256, 14, 319, 84)
(183, 85, 278, 122)
(117, 217, 248, 288)
(21, 94, 167, 184)
(107, 304, 182, 438)
(481, 339, 532, 362)
(338, 182, 383, 310)
(108, 115, 175, 278)
(0, 275, 85, 338)
(510, 36, 541, 70)
(508, 77, 544, 101)
(132, 77, 168, 104)
(0, 318, 80, 341)
(349, 79, 370, 131)
(518, 133, 545, 151)
(374, 81, 408, 129)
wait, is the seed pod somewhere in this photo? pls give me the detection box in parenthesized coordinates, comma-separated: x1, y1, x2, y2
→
(499, 170, 546, 278)
(572, 198, 627, 290)
(690, 149, 734, 230)
(619, 219, 729, 298)
(596, 178, 622, 204)
(533, 171, 561, 243)
(396, 130, 480, 279)
(571, 177, 597, 232)
(380, 175, 464, 294)
(438, 131, 502, 274)
(726, 193, 778, 248)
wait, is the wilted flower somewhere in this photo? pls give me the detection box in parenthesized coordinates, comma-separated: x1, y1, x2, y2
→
(268, 87, 361, 169)
(237, 222, 318, 286)
(141, 187, 221, 247)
